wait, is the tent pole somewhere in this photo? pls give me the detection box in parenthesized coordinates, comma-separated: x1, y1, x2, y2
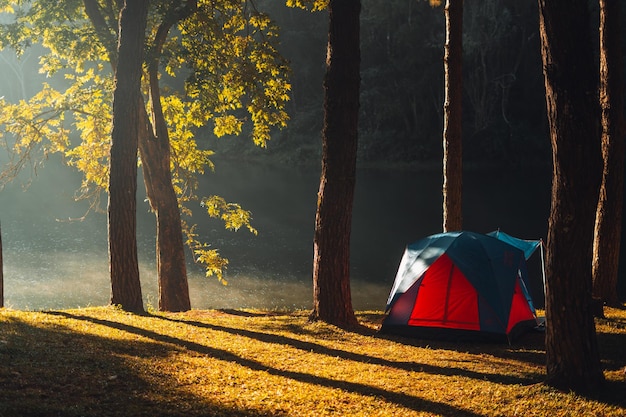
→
(539, 239, 546, 308)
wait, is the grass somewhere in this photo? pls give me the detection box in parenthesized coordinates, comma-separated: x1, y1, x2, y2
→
(0, 306, 625, 417)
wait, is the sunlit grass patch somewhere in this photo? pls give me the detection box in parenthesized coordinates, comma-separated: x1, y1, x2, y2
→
(0, 305, 624, 416)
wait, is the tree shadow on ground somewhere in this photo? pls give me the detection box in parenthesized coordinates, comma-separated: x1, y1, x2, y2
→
(359, 310, 548, 366)
(0, 313, 286, 417)
(47, 311, 486, 417)
(156, 313, 542, 386)
(217, 308, 279, 317)
(362, 311, 626, 407)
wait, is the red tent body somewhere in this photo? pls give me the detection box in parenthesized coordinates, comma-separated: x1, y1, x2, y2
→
(381, 231, 539, 342)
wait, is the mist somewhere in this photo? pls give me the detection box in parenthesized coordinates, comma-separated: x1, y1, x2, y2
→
(1, 149, 555, 311)
(0, 50, 554, 311)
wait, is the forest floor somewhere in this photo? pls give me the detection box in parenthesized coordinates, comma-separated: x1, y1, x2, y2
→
(0, 306, 625, 417)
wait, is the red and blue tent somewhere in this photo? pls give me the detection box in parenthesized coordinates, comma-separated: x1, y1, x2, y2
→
(381, 231, 540, 342)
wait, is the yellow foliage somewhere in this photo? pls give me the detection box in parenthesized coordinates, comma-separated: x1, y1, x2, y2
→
(223, 14, 245, 32)
(249, 14, 271, 31)
(213, 114, 243, 137)
(217, 77, 245, 112)
(0, 0, 291, 283)
(194, 248, 229, 284)
(182, 221, 230, 284)
(286, 0, 329, 11)
(201, 195, 257, 235)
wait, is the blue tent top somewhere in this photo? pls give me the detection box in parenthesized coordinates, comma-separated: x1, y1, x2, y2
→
(487, 230, 541, 260)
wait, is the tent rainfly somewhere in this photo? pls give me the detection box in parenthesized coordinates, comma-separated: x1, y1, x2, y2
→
(381, 231, 541, 343)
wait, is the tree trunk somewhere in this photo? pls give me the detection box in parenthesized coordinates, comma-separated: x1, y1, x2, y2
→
(592, 0, 625, 307)
(133, 2, 199, 313)
(442, 0, 463, 232)
(108, 0, 148, 313)
(83, 0, 194, 312)
(537, 0, 605, 393)
(138, 98, 191, 313)
(310, 0, 360, 327)
(136, 65, 190, 312)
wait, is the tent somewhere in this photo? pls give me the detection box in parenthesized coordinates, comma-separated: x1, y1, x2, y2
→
(381, 231, 540, 342)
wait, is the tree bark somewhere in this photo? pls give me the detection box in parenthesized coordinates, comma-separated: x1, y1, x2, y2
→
(108, 0, 148, 313)
(592, 0, 625, 307)
(310, 0, 360, 327)
(537, 0, 605, 393)
(135, 1, 198, 312)
(442, 0, 463, 232)
(138, 96, 191, 312)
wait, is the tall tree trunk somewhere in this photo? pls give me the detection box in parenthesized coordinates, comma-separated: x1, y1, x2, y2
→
(537, 0, 605, 393)
(442, 0, 463, 232)
(592, 0, 625, 307)
(310, 0, 360, 327)
(108, 0, 148, 313)
(133, 2, 199, 313)
(138, 105, 190, 312)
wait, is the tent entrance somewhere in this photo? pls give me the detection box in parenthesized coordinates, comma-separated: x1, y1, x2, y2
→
(408, 254, 480, 331)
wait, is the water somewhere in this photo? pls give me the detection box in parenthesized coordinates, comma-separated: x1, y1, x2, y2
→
(1, 159, 552, 311)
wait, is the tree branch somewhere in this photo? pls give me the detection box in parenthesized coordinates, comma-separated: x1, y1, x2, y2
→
(83, 0, 118, 71)
(148, 0, 198, 140)
(149, 0, 199, 69)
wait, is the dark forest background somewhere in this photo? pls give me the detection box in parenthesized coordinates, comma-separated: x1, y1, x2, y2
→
(208, 0, 553, 170)
(2, 0, 618, 171)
